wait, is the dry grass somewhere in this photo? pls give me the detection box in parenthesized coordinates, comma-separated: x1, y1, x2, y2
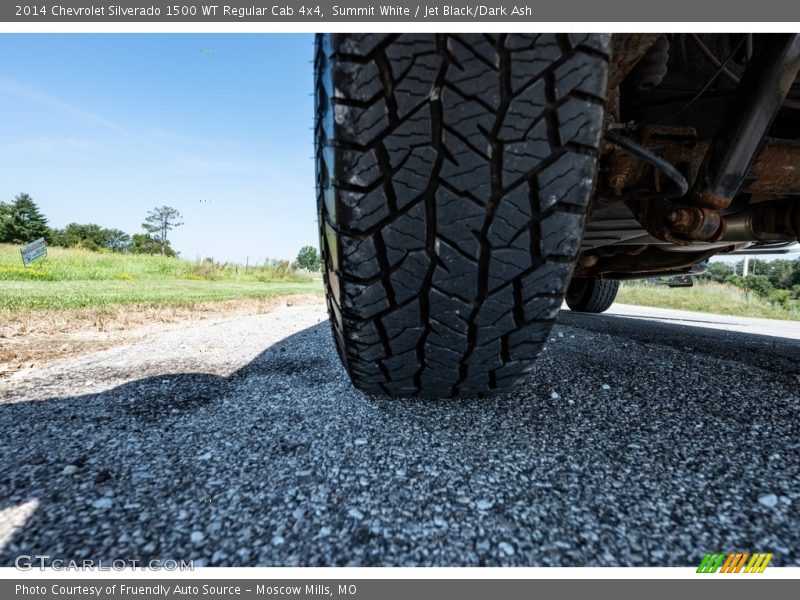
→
(618, 281, 800, 320)
(0, 293, 324, 378)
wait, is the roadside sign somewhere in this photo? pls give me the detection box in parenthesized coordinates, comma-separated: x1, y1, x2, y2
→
(20, 237, 47, 266)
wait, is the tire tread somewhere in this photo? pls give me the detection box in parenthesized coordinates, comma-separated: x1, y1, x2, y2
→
(316, 33, 610, 397)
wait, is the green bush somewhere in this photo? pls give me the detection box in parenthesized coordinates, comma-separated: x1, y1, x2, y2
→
(742, 275, 774, 297)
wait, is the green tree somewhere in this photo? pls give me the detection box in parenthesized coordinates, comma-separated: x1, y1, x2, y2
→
(726, 274, 746, 289)
(50, 223, 132, 253)
(295, 245, 321, 271)
(763, 259, 796, 289)
(742, 275, 773, 297)
(1, 193, 50, 244)
(51, 223, 105, 250)
(704, 261, 733, 283)
(104, 228, 132, 253)
(793, 260, 800, 287)
(0, 201, 10, 241)
(130, 233, 175, 256)
(142, 206, 183, 255)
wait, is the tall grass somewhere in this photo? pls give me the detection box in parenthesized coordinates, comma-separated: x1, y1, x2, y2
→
(618, 280, 800, 321)
(0, 244, 310, 283)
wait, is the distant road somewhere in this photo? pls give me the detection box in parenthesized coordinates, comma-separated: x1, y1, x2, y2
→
(1, 300, 798, 566)
(603, 302, 800, 340)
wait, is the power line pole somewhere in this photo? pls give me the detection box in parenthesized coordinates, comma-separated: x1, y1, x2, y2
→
(743, 255, 750, 277)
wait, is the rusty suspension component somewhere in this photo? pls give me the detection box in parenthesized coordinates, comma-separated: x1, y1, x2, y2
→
(605, 135, 800, 199)
(604, 131, 724, 245)
(602, 132, 800, 244)
(603, 34, 800, 247)
(689, 34, 800, 211)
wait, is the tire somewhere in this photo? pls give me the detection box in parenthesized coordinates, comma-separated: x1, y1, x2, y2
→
(315, 33, 610, 397)
(565, 277, 619, 313)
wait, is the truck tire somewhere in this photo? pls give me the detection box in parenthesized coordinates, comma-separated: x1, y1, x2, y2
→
(315, 33, 610, 397)
(565, 277, 620, 313)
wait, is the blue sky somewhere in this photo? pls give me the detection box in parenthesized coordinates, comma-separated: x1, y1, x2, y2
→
(0, 34, 317, 263)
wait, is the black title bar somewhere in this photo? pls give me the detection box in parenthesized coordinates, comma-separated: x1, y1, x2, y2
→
(4, 0, 800, 22)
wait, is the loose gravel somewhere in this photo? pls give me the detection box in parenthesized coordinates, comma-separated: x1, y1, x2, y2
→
(1, 301, 798, 566)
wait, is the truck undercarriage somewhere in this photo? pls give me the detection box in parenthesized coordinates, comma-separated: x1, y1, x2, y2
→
(584, 33, 800, 280)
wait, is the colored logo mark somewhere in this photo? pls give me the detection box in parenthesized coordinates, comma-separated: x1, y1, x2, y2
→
(697, 552, 773, 573)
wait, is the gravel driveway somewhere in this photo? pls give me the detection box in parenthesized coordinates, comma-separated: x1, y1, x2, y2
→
(1, 300, 798, 566)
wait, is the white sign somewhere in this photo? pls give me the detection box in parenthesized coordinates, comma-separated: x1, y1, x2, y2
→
(20, 238, 47, 266)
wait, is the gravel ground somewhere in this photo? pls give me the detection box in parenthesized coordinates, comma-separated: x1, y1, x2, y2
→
(0, 300, 798, 567)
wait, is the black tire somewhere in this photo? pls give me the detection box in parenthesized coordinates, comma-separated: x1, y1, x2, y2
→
(315, 33, 610, 397)
(565, 277, 620, 313)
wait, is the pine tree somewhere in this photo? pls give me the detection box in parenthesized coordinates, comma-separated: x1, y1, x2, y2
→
(1, 193, 50, 244)
(142, 206, 183, 255)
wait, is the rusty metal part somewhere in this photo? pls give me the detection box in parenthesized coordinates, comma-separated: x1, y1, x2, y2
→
(604, 135, 800, 198)
(631, 197, 725, 245)
(604, 129, 727, 244)
(575, 246, 726, 277)
(602, 125, 696, 196)
(604, 131, 689, 198)
(606, 147, 637, 196)
(577, 245, 648, 272)
(721, 201, 800, 242)
(630, 35, 670, 90)
(606, 85, 621, 123)
(750, 141, 800, 195)
(610, 34, 663, 88)
(690, 191, 730, 210)
(602, 128, 800, 245)
(691, 34, 800, 208)
(599, 35, 800, 259)
(665, 205, 724, 241)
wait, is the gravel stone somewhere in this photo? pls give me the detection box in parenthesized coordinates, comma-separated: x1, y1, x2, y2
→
(759, 494, 779, 508)
(499, 542, 515, 556)
(190, 531, 205, 544)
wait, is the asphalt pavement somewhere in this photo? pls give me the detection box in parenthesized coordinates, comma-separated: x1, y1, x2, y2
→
(1, 300, 798, 567)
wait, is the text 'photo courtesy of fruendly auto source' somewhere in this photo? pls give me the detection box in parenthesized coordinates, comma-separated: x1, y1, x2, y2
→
(1, 0, 800, 594)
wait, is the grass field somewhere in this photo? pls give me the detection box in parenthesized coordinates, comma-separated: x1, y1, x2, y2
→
(617, 281, 800, 321)
(0, 244, 322, 311)
(1, 279, 320, 311)
(0, 244, 324, 372)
